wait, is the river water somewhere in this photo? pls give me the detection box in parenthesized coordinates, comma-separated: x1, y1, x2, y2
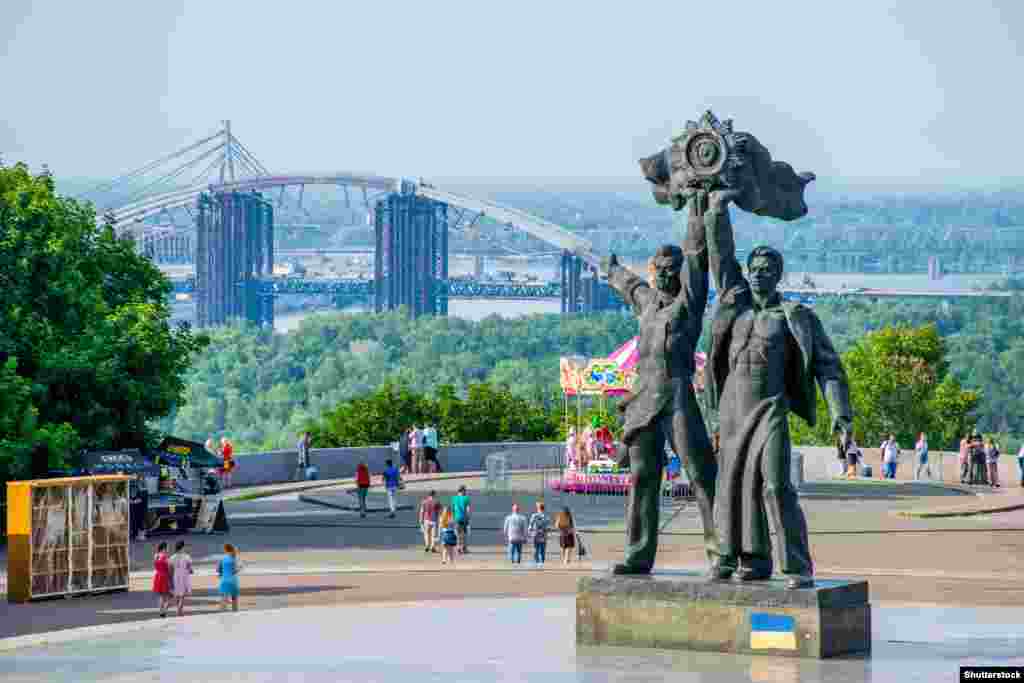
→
(166, 264, 1008, 334)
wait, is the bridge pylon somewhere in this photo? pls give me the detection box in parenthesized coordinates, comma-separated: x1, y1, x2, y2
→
(373, 193, 448, 318)
(195, 190, 274, 327)
(561, 251, 621, 314)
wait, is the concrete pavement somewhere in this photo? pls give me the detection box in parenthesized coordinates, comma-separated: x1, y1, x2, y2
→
(4, 472, 1024, 648)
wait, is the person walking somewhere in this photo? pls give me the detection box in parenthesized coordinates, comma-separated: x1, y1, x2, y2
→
(503, 503, 528, 565)
(528, 501, 551, 567)
(220, 437, 235, 489)
(915, 433, 932, 481)
(439, 506, 457, 565)
(152, 542, 173, 617)
(1016, 442, 1024, 488)
(452, 485, 472, 554)
(880, 435, 900, 479)
(554, 506, 576, 565)
(382, 459, 401, 518)
(419, 490, 439, 552)
(355, 460, 371, 518)
(959, 435, 971, 484)
(985, 438, 1001, 488)
(217, 543, 242, 612)
(170, 540, 193, 617)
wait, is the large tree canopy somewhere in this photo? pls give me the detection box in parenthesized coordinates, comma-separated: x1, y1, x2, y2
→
(311, 382, 563, 447)
(0, 163, 208, 480)
(789, 324, 978, 450)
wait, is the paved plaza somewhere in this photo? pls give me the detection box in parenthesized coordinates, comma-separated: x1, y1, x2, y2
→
(2, 472, 1023, 679)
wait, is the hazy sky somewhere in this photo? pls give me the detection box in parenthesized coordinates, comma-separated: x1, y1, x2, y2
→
(2, 1, 1022, 191)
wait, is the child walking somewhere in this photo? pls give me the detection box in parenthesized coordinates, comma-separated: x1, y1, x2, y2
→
(217, 543, 242, 612)
(152, 542, 172, 617)
(440, 506, 457, 566)
(170, 540, 193, 616)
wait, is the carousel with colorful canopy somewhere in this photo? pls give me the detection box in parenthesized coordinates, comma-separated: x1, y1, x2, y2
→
(553, 337, 705, 496)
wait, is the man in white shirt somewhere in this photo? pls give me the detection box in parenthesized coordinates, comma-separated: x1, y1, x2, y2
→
(503, 503, 528, 564)
(881, 435, 899, 479)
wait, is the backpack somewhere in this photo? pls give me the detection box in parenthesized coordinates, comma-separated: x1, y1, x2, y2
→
(530, 514, 549, 543)
(441, 526, 457, 545)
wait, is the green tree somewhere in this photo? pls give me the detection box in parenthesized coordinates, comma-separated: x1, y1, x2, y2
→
(312, 382, 560, 448)
(790, 324, 978, 450)
(0, 163, 209, 478)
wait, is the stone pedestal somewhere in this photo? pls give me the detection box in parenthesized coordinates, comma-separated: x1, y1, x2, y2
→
(577, 570, 870, 659)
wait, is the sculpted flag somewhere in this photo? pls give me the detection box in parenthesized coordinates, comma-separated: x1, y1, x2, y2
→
(639, 110, 815, 223)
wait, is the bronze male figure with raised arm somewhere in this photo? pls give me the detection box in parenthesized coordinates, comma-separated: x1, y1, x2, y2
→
(600, 195, 720, 577)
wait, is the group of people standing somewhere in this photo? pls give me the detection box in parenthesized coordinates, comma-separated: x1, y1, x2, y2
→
(565, 419, 616, 469)
(399, 424, 441, 474)
(417, 485, 472, 565)
(153, 541, 242, 616)
(959, 433, 1008, 488)
(502, 502, 580, 566)
(842, 431, 1022, 487)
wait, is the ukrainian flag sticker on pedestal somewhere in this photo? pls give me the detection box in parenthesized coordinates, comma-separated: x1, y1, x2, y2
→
(750, 613, 798, 650)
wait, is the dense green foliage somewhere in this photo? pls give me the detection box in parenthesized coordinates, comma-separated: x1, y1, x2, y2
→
(787, 324, 978, 450)
(311, 382, 562, 447)
(157, 311, 637, 450)
(161, 292, 1024, 453)
(0, 164, 209, 481)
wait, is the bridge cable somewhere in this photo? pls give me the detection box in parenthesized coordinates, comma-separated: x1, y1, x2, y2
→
(230, 135, 271, 175)
(113, 143, 226, 209)
(76, 128, 225, 200)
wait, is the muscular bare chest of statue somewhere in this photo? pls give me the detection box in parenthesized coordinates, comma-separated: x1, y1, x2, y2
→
(727, 306, 794, 400)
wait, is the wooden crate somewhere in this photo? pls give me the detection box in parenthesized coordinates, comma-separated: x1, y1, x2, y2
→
(6, 475, 131, 603)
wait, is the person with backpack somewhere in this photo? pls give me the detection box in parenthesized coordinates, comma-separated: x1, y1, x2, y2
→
(528, 501, 551, 567)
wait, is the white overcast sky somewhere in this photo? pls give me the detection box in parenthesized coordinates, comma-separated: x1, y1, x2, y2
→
(1, 0, 1021, 191)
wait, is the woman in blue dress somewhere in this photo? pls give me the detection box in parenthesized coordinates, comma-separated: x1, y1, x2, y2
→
(217, 543, 242, 612)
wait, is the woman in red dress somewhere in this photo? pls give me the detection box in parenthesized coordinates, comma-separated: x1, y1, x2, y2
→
(153, 542, 172, 617)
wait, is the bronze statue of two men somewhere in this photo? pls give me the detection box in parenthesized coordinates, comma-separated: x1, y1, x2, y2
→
(602, 111, 853, 589)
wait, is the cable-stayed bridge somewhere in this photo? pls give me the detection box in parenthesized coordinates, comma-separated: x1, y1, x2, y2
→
(84, 121, 614, 326)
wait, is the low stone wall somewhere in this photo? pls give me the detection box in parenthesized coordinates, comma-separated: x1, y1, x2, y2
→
(231, 441, 564, 487)
(230, 442, 968, 488)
